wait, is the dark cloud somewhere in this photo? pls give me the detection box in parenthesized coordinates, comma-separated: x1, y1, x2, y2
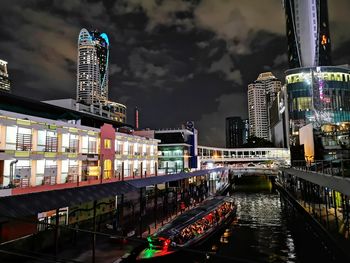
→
(0, 0, 349, 147)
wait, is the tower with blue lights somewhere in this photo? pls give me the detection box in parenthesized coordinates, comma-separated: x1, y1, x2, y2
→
(77, 28, 109, 106)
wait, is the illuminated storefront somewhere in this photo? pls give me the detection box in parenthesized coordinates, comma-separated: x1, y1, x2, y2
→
(286, 65, 350, 159)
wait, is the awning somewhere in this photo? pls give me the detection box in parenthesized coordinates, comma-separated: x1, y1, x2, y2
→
(127, 168, 226, 188)
(0, 181, 137, 219)
(0, 168, 227, 219)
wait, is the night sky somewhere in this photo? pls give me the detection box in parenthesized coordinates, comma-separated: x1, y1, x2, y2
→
(0, 0, 349, 147)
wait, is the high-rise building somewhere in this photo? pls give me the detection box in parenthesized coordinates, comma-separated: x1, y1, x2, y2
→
(248, 72, 281, 140)
(226, 117, 247, 148)
(283, 0, 331, 68)
(286, 65, 350, 159)
(77, 28, 109, 106)
(0, 59, 11, 92)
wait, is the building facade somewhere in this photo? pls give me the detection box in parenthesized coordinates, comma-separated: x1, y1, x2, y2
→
(286, 65, 350, 159)
(283, 0, 331, 68)
(269, 86, 289, 148)
(44, 98, 127, 123)
(0, 109, 158, 190)
(0, 59, 11, 92)
(225, 117, 247, 148)
(135, 126, 199, 174)
(248, 72, 282, 140)
(77, 28, 109, 106)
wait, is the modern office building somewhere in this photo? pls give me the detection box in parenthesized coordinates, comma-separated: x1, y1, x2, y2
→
(0, 59, 11, 92)
(135, 123, 199, 174)
(225, 117, 247, 148)
(283, 0, 331, 68)
(248, 72, 282, 140)
(77, 28, 109, 106)
(286, 65, 350, 159)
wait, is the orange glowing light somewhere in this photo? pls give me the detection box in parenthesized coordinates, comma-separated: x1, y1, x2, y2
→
(321, 35, 327, 45)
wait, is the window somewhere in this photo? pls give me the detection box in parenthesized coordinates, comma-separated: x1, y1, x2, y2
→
(103, 159, 112, 179)
(37, 130, 57, 152)
(62, 133, 79, 153)
(16, 127, 32, 151)
(6, 126, 17, 150)
(293, 97, 312, 111)
(82, 136, 97, 153)
(104, 139, 111, 149)
(134, 143, 139, 155)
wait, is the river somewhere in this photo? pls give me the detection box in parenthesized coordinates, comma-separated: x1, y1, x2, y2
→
(152, 177, 339, 263)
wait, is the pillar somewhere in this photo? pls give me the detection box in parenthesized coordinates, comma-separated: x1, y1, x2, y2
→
(30, 160, 37, 187)
(333, 190, 339, 230)
(121, 161, 124, 181)
(154, 184, 158, 228)
(92, 200, 97, 263)
(139, 188, 143, 237)
(54, 208, 60, 258)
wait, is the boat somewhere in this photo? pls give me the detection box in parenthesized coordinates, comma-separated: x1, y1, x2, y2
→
(137, 196, 236, 260)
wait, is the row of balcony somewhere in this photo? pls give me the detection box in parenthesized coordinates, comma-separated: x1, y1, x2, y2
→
(0, 122, 158, 157)
(0, 162, 159, 196)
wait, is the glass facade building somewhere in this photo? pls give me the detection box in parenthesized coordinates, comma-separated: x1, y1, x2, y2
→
(225, 117, 247, 148)
(283, 0, 331, 68)
(77, 28, 109, 106)
(286, 65, 350, 159)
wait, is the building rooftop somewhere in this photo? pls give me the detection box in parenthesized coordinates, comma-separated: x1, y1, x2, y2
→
(256, 72, 278, 81)
(0, 91, 132, 130)
(286, 65, 350, 75)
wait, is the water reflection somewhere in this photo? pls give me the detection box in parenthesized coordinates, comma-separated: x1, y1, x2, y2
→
(143, 178, 339, 263)
(204, 192, 297, 263)
(202, 188, 337, 263)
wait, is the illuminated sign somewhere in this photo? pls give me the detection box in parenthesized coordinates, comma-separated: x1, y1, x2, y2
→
(88, 166, 101, 176)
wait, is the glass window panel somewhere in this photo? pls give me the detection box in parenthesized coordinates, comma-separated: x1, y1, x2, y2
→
(18, 127, 31, 134)
(6, 126, 17, 145)
(36, 160, 45, 174)
(37, 130, 46, 146)
(62, 134, 69, 148)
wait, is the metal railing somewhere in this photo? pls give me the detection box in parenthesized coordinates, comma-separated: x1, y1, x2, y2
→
(291, 159, 350, 178)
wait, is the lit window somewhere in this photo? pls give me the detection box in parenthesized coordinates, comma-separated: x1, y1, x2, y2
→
(104, 139, 111, 149)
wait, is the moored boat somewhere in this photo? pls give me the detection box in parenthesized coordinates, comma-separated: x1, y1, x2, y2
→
(137, 196, 236, 260)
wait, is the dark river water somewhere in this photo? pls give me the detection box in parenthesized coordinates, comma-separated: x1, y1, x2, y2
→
(146, 179, 340, 263)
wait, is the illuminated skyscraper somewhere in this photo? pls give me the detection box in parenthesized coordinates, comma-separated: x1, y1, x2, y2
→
(248, 72, 281, 140)
(0, 59, 11, 92)
(283, 0, 331, 68)
(77, 28, 109, 106)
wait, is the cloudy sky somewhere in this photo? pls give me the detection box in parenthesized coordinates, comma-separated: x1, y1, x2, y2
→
(0, 0, 349, 147)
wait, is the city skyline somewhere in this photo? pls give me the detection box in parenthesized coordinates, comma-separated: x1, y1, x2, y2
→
(0, 0, 350, 147)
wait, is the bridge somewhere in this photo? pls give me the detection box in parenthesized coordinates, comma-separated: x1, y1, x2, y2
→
(228, 166, 278, 176)
(198, 146, 290, 164)
(197, 146, 290, 176)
